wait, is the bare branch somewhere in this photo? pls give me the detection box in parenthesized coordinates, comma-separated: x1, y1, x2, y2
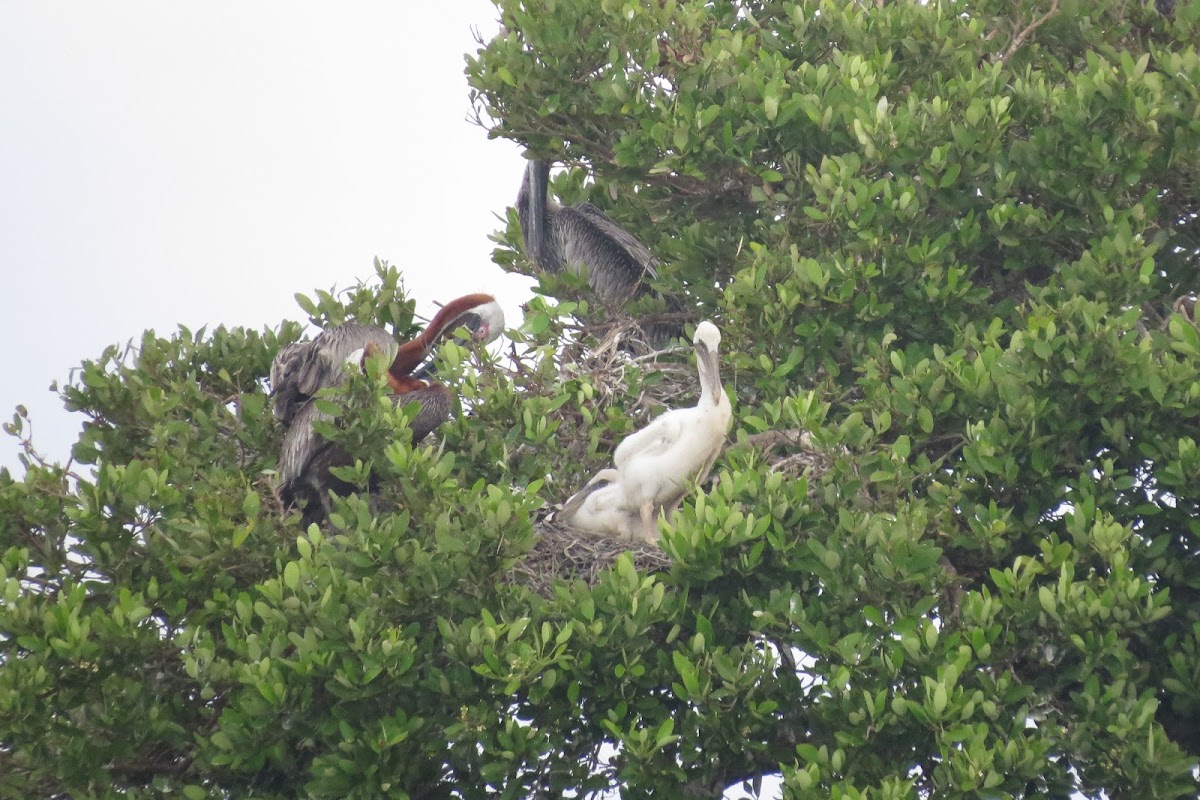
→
(994, 0, 1061, 65)
(742, 428, 813, 454)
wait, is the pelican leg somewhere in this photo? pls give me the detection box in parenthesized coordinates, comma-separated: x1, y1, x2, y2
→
(318, 488, 334, 527)
(640, 501, 659, 545)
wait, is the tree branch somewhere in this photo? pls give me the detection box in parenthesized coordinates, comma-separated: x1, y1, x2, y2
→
(994, 0, 1061, 65)
(742, 428, 814, 454)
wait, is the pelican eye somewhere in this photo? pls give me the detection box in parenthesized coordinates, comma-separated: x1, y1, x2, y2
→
(452, 313, 483, 340)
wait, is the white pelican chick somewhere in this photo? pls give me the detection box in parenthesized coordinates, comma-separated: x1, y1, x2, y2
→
(613, 320, 732, 543)
(556, 469, 641, 542)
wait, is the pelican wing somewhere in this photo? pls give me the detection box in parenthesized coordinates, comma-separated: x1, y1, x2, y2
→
(270, 341, 313, 425)
(612, 410, 688, 470)
(565, 204, 686, 346)
(392, 384, 453, 444)
(279, 401, 328, 487)
(557, 469, 619, 522)
(295, 324, 398, 397)
(556, 469, 639, 540)
(571, 203, 659, 277)
(278, 383, 452, 519)
(278, 400, 356, 526)
(271, 324, 399, 428)
(557, 203, 658, 304)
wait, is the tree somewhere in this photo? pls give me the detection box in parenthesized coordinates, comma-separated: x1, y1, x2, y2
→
(3, 0, 1200, 796)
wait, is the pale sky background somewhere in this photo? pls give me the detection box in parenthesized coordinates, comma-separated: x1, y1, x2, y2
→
(0, 2, 535, 473)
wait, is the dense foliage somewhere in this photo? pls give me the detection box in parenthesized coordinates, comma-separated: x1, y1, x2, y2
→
(3, 1, 1200, 797)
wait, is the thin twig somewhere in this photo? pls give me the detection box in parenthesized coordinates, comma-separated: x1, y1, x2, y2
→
(994, 0, 1061, 65)
(742, 428, 813, 454)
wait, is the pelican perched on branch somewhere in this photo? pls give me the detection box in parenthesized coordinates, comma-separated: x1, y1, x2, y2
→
(559, 321, 732, 544)
(517, 157, 682, 344)
(271, 294, 504, 525)
(518, 159, 658, 303)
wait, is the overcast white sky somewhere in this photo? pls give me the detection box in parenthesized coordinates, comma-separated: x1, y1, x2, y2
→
(0, 2, 534, 472)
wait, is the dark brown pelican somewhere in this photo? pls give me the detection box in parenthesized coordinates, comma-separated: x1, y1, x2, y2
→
(517, 159, 660, 305)
(558, 321, 731, 544)
(271, 294, 504, 525)
(517, 158, 683, 344)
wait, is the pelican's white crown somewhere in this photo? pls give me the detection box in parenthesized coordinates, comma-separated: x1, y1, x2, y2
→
(694, 320, 721, 351)
(473, 300, 506, 343)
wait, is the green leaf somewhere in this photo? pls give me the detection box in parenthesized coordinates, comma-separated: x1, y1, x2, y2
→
(764, 93, 780, 121)
(1038, 585, 1056, 616)
(932, 683, 948, 715)
(284, 561, 300, 591)
(243, 490, 260, 520)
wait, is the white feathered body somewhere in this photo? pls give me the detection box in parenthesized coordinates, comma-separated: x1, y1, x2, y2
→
(556, 469, 641, 542)
(556, 320, 732, 544)
(614, 394, 732, 519)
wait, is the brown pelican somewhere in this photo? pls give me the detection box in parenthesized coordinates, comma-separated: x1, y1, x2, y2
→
(271, 294, 504, 525)
(612, 320, 732, 543)
(517, 158, 660, 304)
(556, 469, 641, 543)
(517, 158, 683, 344)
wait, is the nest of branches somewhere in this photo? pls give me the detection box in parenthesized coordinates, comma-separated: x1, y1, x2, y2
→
(744, 428, 837, 482)
(495, 314, 843, 593)
(506, 430, 839, 597)
(510, 516, 672, 597)
(559, 313, 700, 417)
(485, 312, 703, 482)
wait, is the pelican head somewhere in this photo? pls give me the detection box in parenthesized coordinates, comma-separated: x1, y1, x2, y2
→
(693, 321, 723, 401)
(454, 299, 506, 344)
(411, 297, 505, 380)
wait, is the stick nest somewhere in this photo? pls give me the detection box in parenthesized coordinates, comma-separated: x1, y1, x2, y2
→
(510, 516, 671, 597)
(494, 315, 838, 594)
(559, 314, 699, 419)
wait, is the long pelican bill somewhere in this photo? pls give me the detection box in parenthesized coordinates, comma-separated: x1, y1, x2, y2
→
(695, 341, 721, 401)
(525, 160, 550, 270)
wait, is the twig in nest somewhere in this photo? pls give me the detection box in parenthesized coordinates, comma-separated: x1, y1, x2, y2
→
(743, 428, 814, 455)
(994, 0, 1060, 65)
(558, 315, 704, 426)
(736, 427, 836, 479)
(509, 519, 671, 597)
(769, 450, 834, 477)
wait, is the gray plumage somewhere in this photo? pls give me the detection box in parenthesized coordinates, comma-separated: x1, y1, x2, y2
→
(278, 383, 452, 528)
(517, 158, 685, 346)
(517, 159, 660, 306)
(270, 324, 398, 427)
(269, 323, 425, 526)
(269, 297, 505, 525)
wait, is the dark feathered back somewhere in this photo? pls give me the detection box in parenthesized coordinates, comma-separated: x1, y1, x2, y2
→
(517, 157, 684, 346)
(269, 324, 398, 426)
(277, 383, 453, 525)
(557, 203, 659, 304)
(269, 342, 313, 427)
